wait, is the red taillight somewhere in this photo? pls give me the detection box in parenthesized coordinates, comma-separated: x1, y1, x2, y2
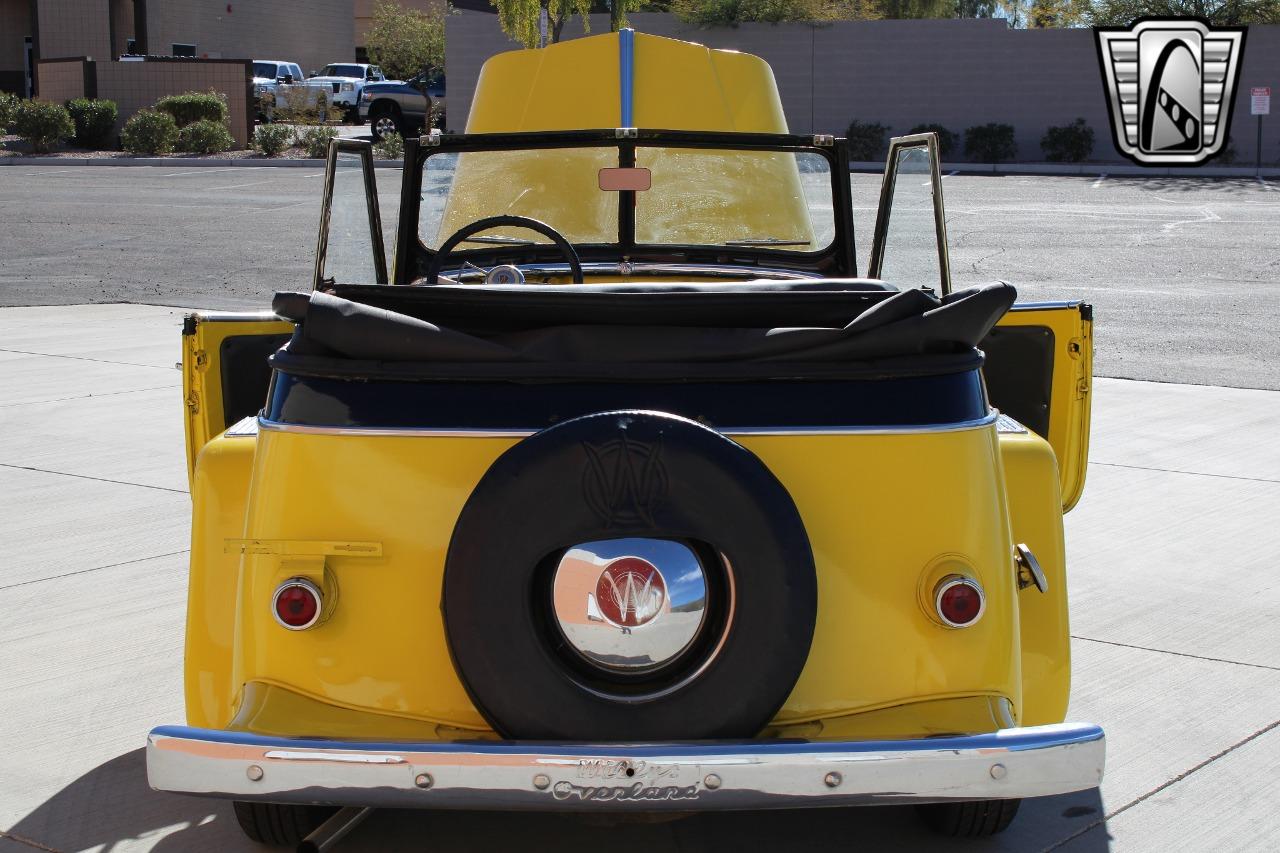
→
(273, 578, 322, 630)
(935, 576, 984, 628)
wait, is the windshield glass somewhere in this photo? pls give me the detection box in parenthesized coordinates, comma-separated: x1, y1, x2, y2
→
(320, 65, 364, 78)
(418, 145, 835, 253)
(253, 62, 277, 79)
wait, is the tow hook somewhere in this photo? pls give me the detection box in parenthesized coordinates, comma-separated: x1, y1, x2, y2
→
(1014, 544, 1049, 593)
(298, 806, 373, 853)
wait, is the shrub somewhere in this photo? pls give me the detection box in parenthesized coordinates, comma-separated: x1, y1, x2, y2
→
(155, 89, 227, 127)
(66, 98, 118, 148)
(964, 123, 1017, 163)
(1040, 118, 1094, 163)
(908, 123, 957, 158)
(299, 125, 337, 158)
(845, 119, 889, 162)
(0, 92, 19, 132)
(121, 108, 178, 154)
(12, 99, 75, 153)
(373, 130, 404, 160)
(254, 123, 293, 156)
(276, 85, 328, 126)
(177, 118, 234, 154)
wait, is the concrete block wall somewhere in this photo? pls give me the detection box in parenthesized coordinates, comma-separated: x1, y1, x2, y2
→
(31, 58, 85, 104)
(37, 0, 112, 62)
(145, 0, 354, 77)
(0, 0, 31, 94)
(94, 60, 252, 147)
(446, 12, 1280, 164)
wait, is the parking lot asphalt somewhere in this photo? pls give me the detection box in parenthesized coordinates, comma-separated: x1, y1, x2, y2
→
(1, 305, 1277, 852)
(0, 167, 1277, 389)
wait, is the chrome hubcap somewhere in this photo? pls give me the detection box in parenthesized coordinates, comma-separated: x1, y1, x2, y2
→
(551, 538, 708, 674)
(375, 117, 397, 137)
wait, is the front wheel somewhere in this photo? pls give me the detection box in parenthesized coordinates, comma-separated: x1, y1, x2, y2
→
(232, 801, 336, 847)
(369, 104, 401, 141)
(917, 799, 1021, 837)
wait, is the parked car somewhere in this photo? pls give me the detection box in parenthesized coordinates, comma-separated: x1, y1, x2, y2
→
(252, 60, 329, 122)
(149, 30, 1103, 849)
(308, 62, 388, 124)
(359, 71, 443, 140)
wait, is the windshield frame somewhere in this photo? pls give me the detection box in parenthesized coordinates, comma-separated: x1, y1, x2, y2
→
(395, 129, 856, 285)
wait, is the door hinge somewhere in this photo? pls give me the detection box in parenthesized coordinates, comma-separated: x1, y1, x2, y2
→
(1067, 338, 1084, 359)
(191, 349, 209, 370)
(184, 390, 200, 414)
(1076, 377, 1090, 398)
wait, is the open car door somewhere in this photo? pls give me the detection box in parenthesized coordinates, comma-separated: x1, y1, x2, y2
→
(182, 140, 389, 483)
(868, 133, 1092, 510)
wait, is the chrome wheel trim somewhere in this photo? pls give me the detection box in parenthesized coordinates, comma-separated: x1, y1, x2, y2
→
(551, 538, 709, 675)
(374, 116, 398, 138)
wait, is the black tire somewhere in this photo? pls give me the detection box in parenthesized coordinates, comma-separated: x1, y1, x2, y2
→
(232, 801, 337, 847)
(443, 410, 817, 741)
(368, 103, 401, 141)
(917, 799, 1022, 837)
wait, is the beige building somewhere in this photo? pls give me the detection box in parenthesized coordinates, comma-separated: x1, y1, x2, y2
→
(2, 0, 355, 97)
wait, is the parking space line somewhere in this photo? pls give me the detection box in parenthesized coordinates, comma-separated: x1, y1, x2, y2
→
(162, 169, 238, 178)
(18, 169, 81, 177)
(204, 179, 276, 191)
(0, 347, 175, 371)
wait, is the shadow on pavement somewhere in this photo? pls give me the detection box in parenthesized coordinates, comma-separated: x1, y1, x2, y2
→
(1113, 176, 1274, 194)
(6, 750, 1109, 853)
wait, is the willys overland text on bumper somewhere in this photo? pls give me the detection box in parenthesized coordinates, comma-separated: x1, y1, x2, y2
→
(147, 723, 1104, 810)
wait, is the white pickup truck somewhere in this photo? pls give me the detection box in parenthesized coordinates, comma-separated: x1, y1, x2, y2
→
(253, 60, 330, 121)
(307, 63, 388, 124)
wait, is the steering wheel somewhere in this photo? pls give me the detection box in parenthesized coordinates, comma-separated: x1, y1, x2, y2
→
(426, 215, 584, 284)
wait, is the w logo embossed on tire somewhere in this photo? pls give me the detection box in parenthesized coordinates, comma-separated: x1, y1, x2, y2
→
(1096, 18, 1246, 165)
(581, 433, 668, 527)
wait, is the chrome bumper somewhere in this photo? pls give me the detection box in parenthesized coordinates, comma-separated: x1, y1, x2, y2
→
(147, 723, 1103, 811)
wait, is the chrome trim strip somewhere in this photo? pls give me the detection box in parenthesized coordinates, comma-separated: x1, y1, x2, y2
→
(188, 310, 282, 323)
(256, 411, 999, 440)
(1009, 300, 1086, 311)
(146, 722, 1105, 810)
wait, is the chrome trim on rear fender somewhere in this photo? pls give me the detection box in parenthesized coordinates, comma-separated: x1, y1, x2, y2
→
(256, 410, 999, 439)
(147, 722, 1104, 811)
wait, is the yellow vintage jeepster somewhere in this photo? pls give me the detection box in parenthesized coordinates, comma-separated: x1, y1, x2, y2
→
(147, 30, 1104, 848)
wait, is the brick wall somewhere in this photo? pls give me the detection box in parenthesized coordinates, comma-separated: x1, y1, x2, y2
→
(94, 59, 252, 147)
(32, 57, 85, 103)
(37, 0, 112, 61)
(0, 0, 31, 86)
(110, 0, 134, 57)
(146, 0, 354, 76)
(446, 13, 1280, 164)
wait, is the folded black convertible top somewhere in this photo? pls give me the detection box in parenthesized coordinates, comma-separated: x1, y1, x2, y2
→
(271, 282, 1015, 376)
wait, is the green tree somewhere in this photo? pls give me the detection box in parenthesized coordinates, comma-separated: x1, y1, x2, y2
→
(672, 0, 882, 24)
(876, 0, 954, 16)
(365, 0, 447, 80)
(1029, 0, 1090, 26)
(491, 0, 593, 47)
(1088, 0, 1280, 25)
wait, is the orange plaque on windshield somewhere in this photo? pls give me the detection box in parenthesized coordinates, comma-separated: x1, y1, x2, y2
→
(598, 167, 652, 192)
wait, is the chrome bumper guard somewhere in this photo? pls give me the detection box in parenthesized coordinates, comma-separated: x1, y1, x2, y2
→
(147, 722, 1104, 810)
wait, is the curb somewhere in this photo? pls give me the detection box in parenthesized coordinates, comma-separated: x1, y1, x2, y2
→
(848, 160, 1280, 178)
(0, 156, 403, 168)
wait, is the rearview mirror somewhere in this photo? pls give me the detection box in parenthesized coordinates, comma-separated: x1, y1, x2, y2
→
(599, 167, 652, 192)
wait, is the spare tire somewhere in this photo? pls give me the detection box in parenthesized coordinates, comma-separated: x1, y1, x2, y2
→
(442, 410, 817, 740)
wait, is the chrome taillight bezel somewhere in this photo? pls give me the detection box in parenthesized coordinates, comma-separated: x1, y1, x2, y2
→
(933, 575, 986, 628)
(271, 577, 323, 631)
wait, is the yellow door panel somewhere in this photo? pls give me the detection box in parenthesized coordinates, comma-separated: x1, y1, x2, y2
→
(983, 302, 1093, 511)
(181, 312, 292, 485)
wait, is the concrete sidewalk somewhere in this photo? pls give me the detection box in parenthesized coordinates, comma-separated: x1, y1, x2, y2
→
(0, 304, 1276, 852)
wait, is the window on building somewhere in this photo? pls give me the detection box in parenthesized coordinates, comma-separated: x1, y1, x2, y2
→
(172, 43, 197, 57)
(126, 38, 137, 55)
